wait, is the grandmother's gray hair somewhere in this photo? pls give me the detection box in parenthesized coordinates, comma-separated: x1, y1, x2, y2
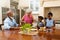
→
(25, 9, 32, 13)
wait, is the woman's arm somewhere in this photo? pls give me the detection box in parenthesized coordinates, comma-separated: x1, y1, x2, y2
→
(31, 15, 35, 23)
(21, 15, 26, 25)
(21, 15, 25, 21)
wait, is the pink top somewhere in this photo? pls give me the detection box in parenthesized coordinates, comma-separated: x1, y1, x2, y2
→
(23, 14, 33, 24)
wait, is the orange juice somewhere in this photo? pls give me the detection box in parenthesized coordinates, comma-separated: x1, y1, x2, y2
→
(40, 27, 46, 31)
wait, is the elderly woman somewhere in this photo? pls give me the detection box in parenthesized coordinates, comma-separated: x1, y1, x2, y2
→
(21, 9, 34, 25)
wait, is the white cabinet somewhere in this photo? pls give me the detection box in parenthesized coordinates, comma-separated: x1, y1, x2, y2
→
(56, 24, 60, 29)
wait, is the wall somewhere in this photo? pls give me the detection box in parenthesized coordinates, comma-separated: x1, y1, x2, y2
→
(39, 7, 44, 16)
(50, 7, 60, 20)
(44, 7, 60, 20)
(18, 0, 29, 8)
(0, 0, 10, 8)
(0, 0, 10, 24)
(0, 7, 2, 24)
(12, 0, 19, 2)
(44, 8, 49, 17)
(43, 1, 60, 7)
(43, 0, 60, 2)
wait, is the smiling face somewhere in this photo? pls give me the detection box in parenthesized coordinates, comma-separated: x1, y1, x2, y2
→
(48, 12, 53, 19)
(38, 16, 43, 22)
(48, 15, 52, 19)
(27, 12, 32, 16)
(38, 18, 42, 22)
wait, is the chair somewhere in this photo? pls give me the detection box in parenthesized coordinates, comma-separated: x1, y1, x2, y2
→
(0, 24, 4, 30)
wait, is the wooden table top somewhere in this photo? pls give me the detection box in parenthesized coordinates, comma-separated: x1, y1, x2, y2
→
(0, 29, 60, 40)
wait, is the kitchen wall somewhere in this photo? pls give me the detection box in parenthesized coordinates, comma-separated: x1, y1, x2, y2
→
(50, 7, 60, 20)
(0, 0, 10, 24)
(0, 0, 10, 8)
(43, 1, 60, 7)
(18, 0, 29, 8)
(44, 0, 60, 2)
(0, 7, 2, 24)
(44, 7, 60, 20)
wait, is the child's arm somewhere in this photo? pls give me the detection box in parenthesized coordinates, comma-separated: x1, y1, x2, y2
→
(42, 22, 44, 27)
(44, 18, 47, 26)
(36, 22, 40, 30)
(45, 20, 46, 27)
(52, 20, 55, 30)
(53, 20, 55, 27)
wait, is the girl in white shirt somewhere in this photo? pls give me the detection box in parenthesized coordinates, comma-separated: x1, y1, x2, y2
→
(45, 12, 55, 32)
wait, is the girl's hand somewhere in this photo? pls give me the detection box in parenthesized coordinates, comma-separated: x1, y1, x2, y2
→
(52, 27, 55, 30)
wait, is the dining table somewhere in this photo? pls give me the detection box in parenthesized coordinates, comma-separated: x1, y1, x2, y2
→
(0, 28, 60, 40)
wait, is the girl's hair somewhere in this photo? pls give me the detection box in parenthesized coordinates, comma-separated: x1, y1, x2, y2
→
(48, 12, 53, 16)
(38, 16, 43, 20)
(44, 17, 47, 20)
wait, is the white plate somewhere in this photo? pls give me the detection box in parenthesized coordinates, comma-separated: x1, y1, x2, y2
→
(31, 29, 37, 31)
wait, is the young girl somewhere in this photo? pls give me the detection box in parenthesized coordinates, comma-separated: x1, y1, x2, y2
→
(37, 16, 44, 31)
(45, 12, 55, 32)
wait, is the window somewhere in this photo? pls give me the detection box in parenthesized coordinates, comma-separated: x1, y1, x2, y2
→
(2, 7, 9, 24)
(29, 0, 40, 14)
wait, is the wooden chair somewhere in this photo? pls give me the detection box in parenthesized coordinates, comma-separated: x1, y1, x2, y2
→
(0, 24, 4, 30)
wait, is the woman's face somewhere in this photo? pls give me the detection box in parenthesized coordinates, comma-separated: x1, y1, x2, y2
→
(27, 12, 31, 16)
